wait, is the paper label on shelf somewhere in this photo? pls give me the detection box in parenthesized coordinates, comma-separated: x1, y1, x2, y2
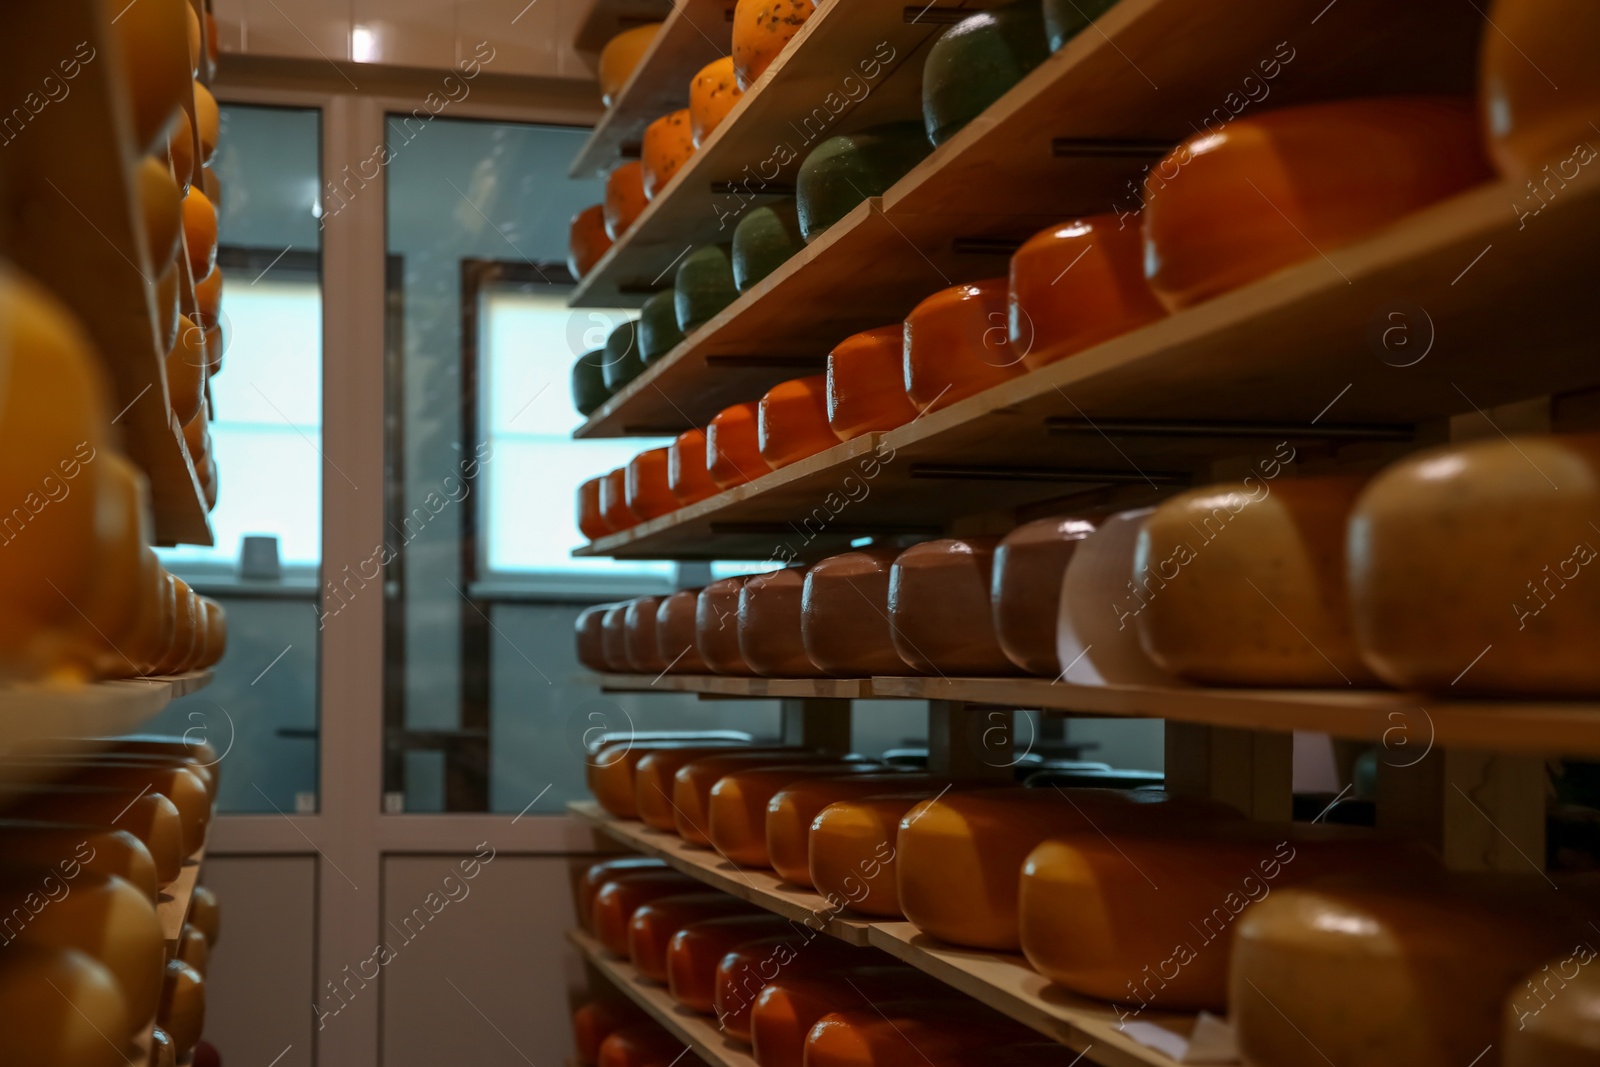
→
(1122, 1013, 1240, 1064)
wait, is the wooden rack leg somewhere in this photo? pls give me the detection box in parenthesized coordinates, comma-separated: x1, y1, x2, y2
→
(781, 698, 853, 751)
(927, 701, 1016, 782)
(1164, 722, 1293, 820)
(1377, 748, 1547, 872)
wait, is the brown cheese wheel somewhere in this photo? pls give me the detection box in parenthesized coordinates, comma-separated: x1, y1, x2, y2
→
(0, 945, 133, 1062)
(11, 786, 185, 886)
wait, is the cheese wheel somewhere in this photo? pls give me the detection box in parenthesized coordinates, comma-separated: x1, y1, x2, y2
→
(942, 1047, 1097, 1067)
(810, 792, 940, 917)
(0, 822, 158, 903)
(1143, 97, 1492, 310)
(0, 945, 133, 1064)
(598, 24, 662, 106)
(170, 109, 195, 190)
(1481, 0, 1600, 180)
(628, 893, 759, 981)
(578, 476, 613, 540)
(568, 204, 613, 281)
(796, 124, 932, 241)
(801, 547, 912, 677)
(11, 785, 185, 886)
(889, 538, 1017, 675)
(634, 746, 797, 830)
(140, 155, 184, 270)
(195, 264, 222, 324)
(151, 1026, 177, 1067)
(709, 763, 886, 866)
(599, 469, 637, 534)
(156, 261, 182, 355)
(667, 914, 798, 1012)
(111, 0, 190, 154)
(1054, 507, 1173, 685)
(643, 110, 695, 200)
(1020, 822, 1440, 1010)
(591, 869, 704, 953)
(61, 761, 210, 858)
(706, 403, 771, 489)
(165, 314, 206, 428)
(622, 596, 667, 674)
(739, 566, 825, 677)
(67, 455, 152, 677)
(601, 604, 630, 672)
(668, 429, 719, 506)
(602, 320, 646, 394)
(600, 1024, 699, 1067)
(638, 290, 684, 363)
(904, 278, 1021, 412)
(1232, 875, 1600, 1067)
(826, 325, 918, 439)
(1009, 215, 1165, 369)
(767, 774, 941, 888)
(159, 958, 205, 1055)
(805, 1003, 1036, 1067)
(189, 884, 220, 946)
(178, 924, 210, 976)
(604, 162, 649, 240)
(715, 935, 879, 1040)
(1136, 475, 1377, 686)
(690, 57, 744, 146)
(51, 749, 217, 802)
(655, 590, 709, 672)
(625, 449, 676, 523)
(182, 188, 219, 280)
(898, 787, 1243, 950)
(697, 577, 757, 675)
(589, 737, 744, 819)
(1349, 434, 1600, 695)
(675, 245, 738, 333)
(758, 376, 839, 469)
(574, 349, 612, 418)
(1504, 951, 1600, 1065)
(193, 82, 219, 163)
(673, 751, 854, 845)
(574, 999, 647, 1065)
(732, 200, 803, 292)
(992, 517, 1096, 676)
(577, 857, 669, 928)
(93, 734, 220, 768)
(731, 0, 813, 89)
(1044, 0, 1118, 51)
(750, 968, 959, 1067)
(922, 3, 1048, 146)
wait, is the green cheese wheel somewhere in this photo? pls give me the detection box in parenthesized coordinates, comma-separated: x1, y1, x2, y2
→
(1045, 0, 1120, 52)
(638, 290, 685, 363)
(571, 348, 612, 416)
(732, 198, 803, 292)
(600, 319, 646, 392)
(674, 245, 738, 334)
(923, 2, 1049, 147)
(795, 122, 932, 242)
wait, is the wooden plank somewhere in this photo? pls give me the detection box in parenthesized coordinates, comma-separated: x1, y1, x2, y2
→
(597, 672, 872, 699)
(159, 844, 206, 951)
(571, 927, 763, 1067)
(867, 922, 1191, 1067)
(571, 801, 876, 945)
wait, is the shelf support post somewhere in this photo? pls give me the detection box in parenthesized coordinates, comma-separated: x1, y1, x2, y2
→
(1378, 748, 1547, 873)
(1164, 722, 1292, 820)
(781, 698, 853, 751)
(928, 701, 1016, 782)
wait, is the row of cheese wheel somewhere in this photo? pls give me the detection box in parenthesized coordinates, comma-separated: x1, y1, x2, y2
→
(0, 269, 226, 682)
(571, 998, 709, 1067)
(0, 734, 220, 1066)
(583, 738, 1600, 1066)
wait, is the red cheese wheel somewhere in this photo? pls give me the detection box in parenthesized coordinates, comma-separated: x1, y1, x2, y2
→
(801, 547, 912, 677)
(604, 162, 649, 240)
(591, 869, 703, 954)
(628, 892, 759, 982)
(696, 577, 757, 676)
(577, 856, 668, 928)
(707, 403, 771, 489)
(889, 538, 1016, 675)
(667, 914, 797, 1013)
(625, 448, 677, 522)
(991, 516, 1096, 676)
(758, 375, 839, 468)
(655, 590, 710, 673)
(714, 935, 878, 1041)
(599, 468, 637, 532)
(668, 428, 719, 506)
(738, 567, 824, 677)
(569, 204, 614, 280)
(903, 279, 1021, 412)
(750, 968, 959, 1067)
(578, 476, 614, 540)
(623, 596, 667, 674)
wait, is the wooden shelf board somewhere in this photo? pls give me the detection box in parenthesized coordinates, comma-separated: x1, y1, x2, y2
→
(159, 843, 206, 950)
(573, 0, 675, 60)
(571, 801, 875, 945)
(570, 927, 762, 1067)
(599, 673, 872, 699)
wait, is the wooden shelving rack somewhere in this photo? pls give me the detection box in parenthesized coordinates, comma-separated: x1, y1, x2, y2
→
(132, 838, 209, 1067)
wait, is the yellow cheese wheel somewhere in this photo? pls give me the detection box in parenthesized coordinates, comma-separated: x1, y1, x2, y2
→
(139, 155, 184, 270)
(641, 110, 695, 200)
(627, 893, 756, 982)
(589, 739, 747, 820)
(689, 57, 744, 146)
(672, 751, 848, 845)
(766, 773, 941, 888)
(0, 822, 159, 903)
(0, 945, 133, 1064)
(11, 786, 185, 886)
(111, 0, 191, 154)
(61, 760, 210, 858)
(67, 455, 152, 678)
(182, 188, 219, 280)
(170, 108, 196, 189)
(1349, 434, 1600, 695)
(1232, 875, 1600, 1067)
(634, 745, 797, 831)
(189, 884, 220, 946)
(150, 1026, 177, 1067)
(707, 762, 883, 866)
(809, 793, 938, 917)
(156, 260, 181, 354)
(1135, 475, 1378, 686)
(598, 24, 662, 107)
(193, 82, 219, 164)
(178, 924, 210, 976)
(731, 0, 814, 90)
(1481, 0, 1600, 181)
(166, 314, 207, 426)
(1505, 950, 1600, 1065)
(159, 958, 205, 1056)
(95, 733, 220, 768)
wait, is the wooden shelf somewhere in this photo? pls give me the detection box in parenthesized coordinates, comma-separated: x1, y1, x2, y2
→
(0, 1, 214, 546)
(570, 927, 762, 1067)
(573, 0, 675, 63)
(137, 838, 208, 1067)
(600, 672, 872, 699)
(588, 672, 1600, 758)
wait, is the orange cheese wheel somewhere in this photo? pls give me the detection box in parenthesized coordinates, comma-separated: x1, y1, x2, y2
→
(111, 0, 190, 154)
(159, 958, 205, 1055)
(667, 914, 797, 1012)
(991, 516, 1096, 676)
(599, 468, 637, 532)
(903, 278, 1020, 412)
(708, 763, 885, 867)
(178, 924, 209, 976)
(625, 448, 677, 522)
(888, 538, 1016, 675)
(898, 788, 1244, 950)
(628, 893, 759, 982)
(758, 375, 839, 468)
(576, 603, 614, 672)
(591, 869, 704, 954)
(667, 429, 719, 506)
(195, 264, 223, 323)
(182, 188, 219, 280)
(826, 325, 918, 439)
(140, 155, 184, 270)
(1135, 475, 1378, 687)
(738, 566, 825, 678)
(1009, 214, 1165, 369)
(623, 596, 667, 674)
(706, 402, 771, 489)
(92, 734, 220, 767)
(66, 455, 152, 678)
(156, 261, 182, 354)
(690, 57, 744, 146)
(151, 1025, 177, 1067)
(166, 313, 206, 426)
(604, 162, 649, 240)
(569, 204, 614, 280)
(732, 0, 814, 90)
(1504, 951, 1600, 1065)
(578, 857, 669, 929)
(193, 82, 219, 163)
(642, 110, 695, 200)
(600, 1024, 700, 1067)
(53, 749, 216, 801)
(767, 774, 941, 889)
(62, 762, 209, 858)
(0, 945, 133, 1063)
(653, 590, 709, 673)
(715, 935, 879, 1041)
(170, 108, 196, 190)
(750, 968, 960, 1067)
(0, 822, 158, 903)
(1482, 0, 1600, 181)
(598, 24, 662, 106)
(1143, 97, 1491, 310)
(673, 751, 852, 845)
(1232, 875, 1600, 1067)
(805, 1003, 1035, 1067)
(578, 475, 614, 541)
(634, 745, 796, 831)
(601, 605, 630, 672)
(13, 786, 185, 886)
(800, 547, 912, 677)
(696, 577, 758, 675)
(574, 999, 647, 1065)
(810, 793, 939, 917)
